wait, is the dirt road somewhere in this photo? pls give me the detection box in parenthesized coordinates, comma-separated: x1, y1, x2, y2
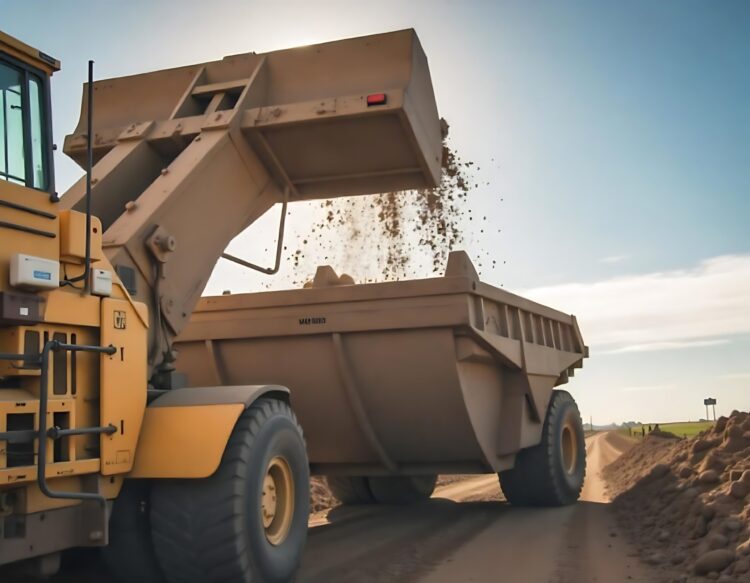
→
(36, 432, 654, 583)
(301, 432, 659, 583)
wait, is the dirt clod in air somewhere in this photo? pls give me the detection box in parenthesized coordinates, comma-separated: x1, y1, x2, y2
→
(284, 135, 475, 286)
(604, 410, 750, 580)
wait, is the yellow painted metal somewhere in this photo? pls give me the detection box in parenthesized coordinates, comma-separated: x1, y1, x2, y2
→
(0, 385, 103, 481)
(0, 181, 60, 287)
(21, 474, 123, 514)
(0, 327, 40, 377)
(59, 210, 103, 264)
(43, 291, 101, 328)
(99, 298, 148, 475)
(129, 404, 244, 478)
(0, 30, 59, 74)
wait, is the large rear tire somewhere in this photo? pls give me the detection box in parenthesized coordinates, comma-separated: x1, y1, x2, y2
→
(368, 475, 437, 504)
(325, 476, 376, 504)
(326, 475, 437, 505)
(150, 398, 309, 583)
(102, 480, 166, 583)
(499, 390, 585, 506)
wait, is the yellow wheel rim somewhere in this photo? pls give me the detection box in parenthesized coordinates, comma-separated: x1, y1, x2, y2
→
(561, 419, 578, 475)
(261, 456, 294, 546)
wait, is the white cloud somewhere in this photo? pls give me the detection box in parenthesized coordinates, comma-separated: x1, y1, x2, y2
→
(601, 339, 730, 354)
(521, 254, 750, 351)
(599, 254, 630, 264)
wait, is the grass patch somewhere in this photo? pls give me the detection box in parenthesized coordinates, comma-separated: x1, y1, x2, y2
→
(619, 421, 714, 439)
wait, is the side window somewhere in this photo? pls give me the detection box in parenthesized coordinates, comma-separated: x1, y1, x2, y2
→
(28, 75, 47, 190)
(0, 60, 49, 191)
(0, 61, 25, 185)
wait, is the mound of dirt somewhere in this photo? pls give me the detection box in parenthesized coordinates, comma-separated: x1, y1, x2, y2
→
(605, 410, 750, 582)
(604, 433, 680, 498)
(651, 429, 680, 439)
(310, 477, 339, 514)
(602, 430, 641, 456)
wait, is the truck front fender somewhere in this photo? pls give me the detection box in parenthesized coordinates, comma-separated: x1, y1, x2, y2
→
(128, 385, 289, 479)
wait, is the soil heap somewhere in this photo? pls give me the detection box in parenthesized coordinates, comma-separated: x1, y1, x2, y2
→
(310, 477, 338, 514)
(605, 410, 750, 582)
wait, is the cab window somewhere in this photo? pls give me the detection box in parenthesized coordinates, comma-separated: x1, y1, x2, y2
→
(0, 59, 49, 191)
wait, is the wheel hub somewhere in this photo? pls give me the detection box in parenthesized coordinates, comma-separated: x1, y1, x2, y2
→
(561, 419, 578, 475)
(261, 456, 294, 546)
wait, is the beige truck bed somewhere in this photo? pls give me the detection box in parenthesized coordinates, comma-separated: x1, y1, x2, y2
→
(175, 252, 587, 475)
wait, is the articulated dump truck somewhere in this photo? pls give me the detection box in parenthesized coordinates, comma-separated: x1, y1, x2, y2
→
(176, 251, 588, 507)
(0, 26, 586, 583)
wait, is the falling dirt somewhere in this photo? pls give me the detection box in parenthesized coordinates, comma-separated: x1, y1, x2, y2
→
(276, 133, 491, 287)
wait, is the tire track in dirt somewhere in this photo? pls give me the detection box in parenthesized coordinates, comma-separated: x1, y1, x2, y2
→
(303, 434, 661, 583)
(39, 433, 659, 582)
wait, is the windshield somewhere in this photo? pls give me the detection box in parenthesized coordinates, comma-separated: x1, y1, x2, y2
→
(0, 59, 49, 191)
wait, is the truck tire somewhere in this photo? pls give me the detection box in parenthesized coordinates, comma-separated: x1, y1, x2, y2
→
(102, 480, 166, 583)
(150, 398, 309, 583)
(325, 476, 376, 504)
(367, 475, 437, 504)
(498, 390, 585, 506)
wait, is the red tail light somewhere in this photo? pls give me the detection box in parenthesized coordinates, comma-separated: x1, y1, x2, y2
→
(366, 93, 387, 106)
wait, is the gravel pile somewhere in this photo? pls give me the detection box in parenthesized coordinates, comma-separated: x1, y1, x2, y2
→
(605, 410, 750, 582)
(310, 477, 339, 514)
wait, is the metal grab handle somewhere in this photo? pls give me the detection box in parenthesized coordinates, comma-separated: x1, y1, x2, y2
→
(37, 340, 116, 505)
(47, 424, 117, 440)
(0, 352, 40, 365)
(221, 187, 289, 275)
(0, 429, 36, 444)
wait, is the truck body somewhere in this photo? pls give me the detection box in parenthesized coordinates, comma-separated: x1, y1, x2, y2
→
(177, 251, 587, 477)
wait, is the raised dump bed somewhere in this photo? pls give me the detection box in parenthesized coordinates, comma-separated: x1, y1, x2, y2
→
(176, 251, 587, 500)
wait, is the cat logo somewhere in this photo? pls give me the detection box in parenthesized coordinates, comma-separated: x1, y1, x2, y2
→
(114, 310, 127, 330)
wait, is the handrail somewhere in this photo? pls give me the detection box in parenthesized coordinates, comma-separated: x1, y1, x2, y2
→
(37, 339, 116, 504)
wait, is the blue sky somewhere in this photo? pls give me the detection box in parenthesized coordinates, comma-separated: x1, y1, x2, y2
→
(5, 0, 749, 424)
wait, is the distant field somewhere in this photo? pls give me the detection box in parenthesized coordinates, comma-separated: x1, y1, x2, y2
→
(619, 421, 714, 439)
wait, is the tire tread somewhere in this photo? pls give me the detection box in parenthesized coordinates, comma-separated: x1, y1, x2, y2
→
(150, 398, 307, 583)
(498, 390, 586, 507)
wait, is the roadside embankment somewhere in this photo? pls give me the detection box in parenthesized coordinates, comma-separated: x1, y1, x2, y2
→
(603, 410, 750, 582)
